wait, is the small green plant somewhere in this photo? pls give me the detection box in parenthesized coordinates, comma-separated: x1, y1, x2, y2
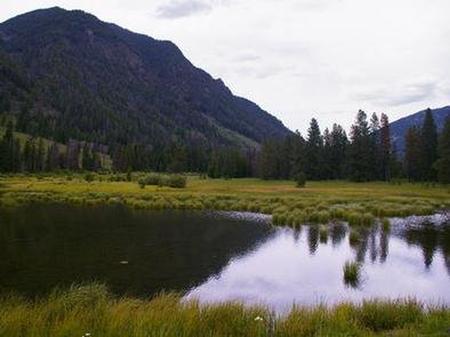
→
(343, 260, 361, 288)
(319, 225, 328, 243)
(381, 218, 390, 231)
(349, 230, 361, 246)
(166, 175, 187, 188)
(84, 173, 95, 183)
(138, 178, 146, 189)
(295, 172, 306, 188)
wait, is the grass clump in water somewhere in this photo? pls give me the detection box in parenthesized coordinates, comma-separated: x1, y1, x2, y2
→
(343, 260, 362, 288)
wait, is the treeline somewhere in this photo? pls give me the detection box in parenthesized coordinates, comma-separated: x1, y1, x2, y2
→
(259, 109, 450, 184)
(0, 122, 104, 173)
(1, 109, 450, 184)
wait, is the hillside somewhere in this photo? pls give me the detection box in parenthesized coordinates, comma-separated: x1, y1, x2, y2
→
(390, 106, 450, 154)
(0, 7, 290, 152)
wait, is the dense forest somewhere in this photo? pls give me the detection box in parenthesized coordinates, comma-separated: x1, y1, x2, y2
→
(1, 108, 449, 184)
(258, 109, 450, 184)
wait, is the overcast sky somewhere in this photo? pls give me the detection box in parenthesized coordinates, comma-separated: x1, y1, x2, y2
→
(1, 0, 449, 134)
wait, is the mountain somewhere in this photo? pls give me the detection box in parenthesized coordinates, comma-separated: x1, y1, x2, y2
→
(0, 7, 290, 152)
(390, 106, 450, 155)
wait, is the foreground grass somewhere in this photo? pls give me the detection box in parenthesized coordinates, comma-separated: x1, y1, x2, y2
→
(0, 174, 449, 227)
(0, 284, 448, 337)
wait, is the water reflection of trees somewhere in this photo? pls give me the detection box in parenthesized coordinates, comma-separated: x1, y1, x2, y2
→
(307, 226, 319, 255)
(346, 220, 450, 274)
(350, 226, 390, 264)
(402, 222, 450, 272)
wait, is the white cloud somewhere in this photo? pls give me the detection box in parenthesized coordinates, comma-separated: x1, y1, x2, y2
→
(0, 0, 449, 133)
(156, 0, 212, 19)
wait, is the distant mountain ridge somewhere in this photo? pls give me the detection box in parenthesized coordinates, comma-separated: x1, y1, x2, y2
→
(390, 106, 450, 154)
(0, 7, 291, 150)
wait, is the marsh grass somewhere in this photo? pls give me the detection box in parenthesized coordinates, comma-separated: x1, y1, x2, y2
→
(0, 284, 447, 337)
(0, 175, 448, 229)
(349, 229, 362, 246)
(319, 225, 328, 243)
(343, 261, 362, 288)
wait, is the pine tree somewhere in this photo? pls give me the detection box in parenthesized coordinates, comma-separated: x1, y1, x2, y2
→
(434, 117, 450, 184)
(348, 110, 372, 181)
(305, 118, 323, 180)
(36, 138, 45, 171)
(322, 128, 333, 180)
(380, 113, 391, 181)
(290, 131, 306, 178)
(421, 109, 438, 181)
(369, 113, 380, 180)
(329, 124, 348, 179)
(0, 121, 15, 172)
(404, 126, 422, 181)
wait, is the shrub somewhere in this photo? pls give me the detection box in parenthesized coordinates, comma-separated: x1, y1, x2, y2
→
(166, 175, 187, 188)
(84, 173, 95, 183)
(137, 174, 187, 189)
(295, 172, 307, 188)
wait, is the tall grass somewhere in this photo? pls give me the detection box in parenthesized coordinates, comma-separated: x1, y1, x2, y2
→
(343, 261, 362, 288)
(0, 284, 447, 337)
(0, 175, 448, 228)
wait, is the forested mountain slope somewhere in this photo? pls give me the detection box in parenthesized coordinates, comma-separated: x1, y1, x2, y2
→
(0, 7, 290, 152)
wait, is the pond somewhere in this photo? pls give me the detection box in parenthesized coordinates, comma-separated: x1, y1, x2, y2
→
(0, 204, 449, 312)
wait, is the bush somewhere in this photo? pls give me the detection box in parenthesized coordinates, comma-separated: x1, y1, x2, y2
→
(84, 173, 95, 183)
(295, 172, 307, 188)
(166, 175, 187, 188)
(137, 174, 187, 189)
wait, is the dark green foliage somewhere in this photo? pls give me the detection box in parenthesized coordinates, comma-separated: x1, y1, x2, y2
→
(421, 109, 438, 181)
(137, 173, 187, 189)
(84, 172, 95, 183)
(295, 172, 306, 188)
(165, 175, 187, 188)
(343, 261, 361, 288)
(348, 110, 373, 181)
(305, 118, 323, 180)
(207, 148, 252, 179)
(435, 117, 450, 184)
(404, 126, 423, 182)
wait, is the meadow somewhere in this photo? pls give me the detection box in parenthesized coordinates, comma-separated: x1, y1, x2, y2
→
(1, 283, 449, 337)
(0, 173, 449, 227)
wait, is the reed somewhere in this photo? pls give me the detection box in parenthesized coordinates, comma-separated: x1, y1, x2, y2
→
(0, 284, 447, 337)
(343, 261, 361, 288)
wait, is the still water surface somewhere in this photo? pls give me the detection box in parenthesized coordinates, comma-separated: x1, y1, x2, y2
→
(0, 205, 448, 311)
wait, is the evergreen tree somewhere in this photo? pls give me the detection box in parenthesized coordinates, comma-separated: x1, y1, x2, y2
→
(348, 110, 372, 181)
(0, 121, 15, 172)
(369, 113, 380, 180)
(305, 118, 323, 180)
(322, 128, 333, 180)
(46, 143, 60, 171)
(23, 137, 37, 172)
(434, 117, 450, 184)
(36, 138, 45, 171)
(421, 109, 438, 181)
(329, 124, 348, 179)
(379, 113, 391, 181)
(404, 126, 423, 181)
(259, 139, 281, 179)
(290, 131, 307, 178)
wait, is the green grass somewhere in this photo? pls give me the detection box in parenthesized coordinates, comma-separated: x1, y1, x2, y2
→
(0, 174, 449, 227)
(0, 284, 448, 337)
(343, 261, 362, 288)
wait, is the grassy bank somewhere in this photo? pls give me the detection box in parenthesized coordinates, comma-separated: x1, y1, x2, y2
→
(0, 284, 448, 337)
(0, 174, 449, 227)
